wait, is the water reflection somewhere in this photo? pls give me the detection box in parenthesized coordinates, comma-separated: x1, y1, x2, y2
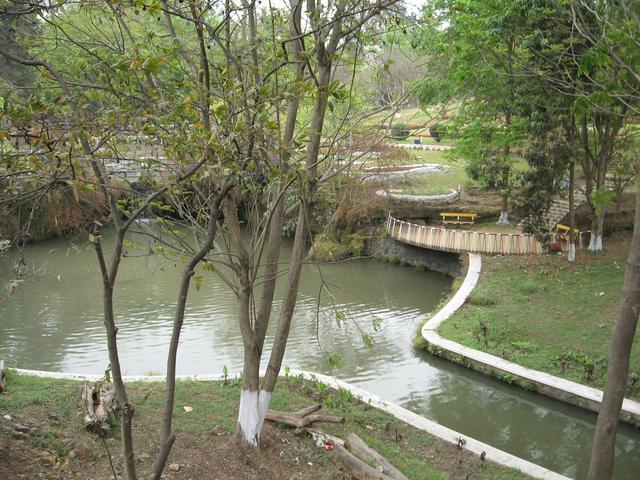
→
(0, 233, 638, 478)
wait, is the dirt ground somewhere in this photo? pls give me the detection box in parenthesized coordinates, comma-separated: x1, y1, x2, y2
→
(0, 376, 530, 480)
(0, 420, 347, 480)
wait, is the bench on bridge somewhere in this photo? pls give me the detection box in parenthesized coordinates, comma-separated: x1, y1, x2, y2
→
(440, 212, 477, 227)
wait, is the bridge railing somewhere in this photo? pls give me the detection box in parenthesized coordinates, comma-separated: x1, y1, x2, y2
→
(387, 214, 545, 255)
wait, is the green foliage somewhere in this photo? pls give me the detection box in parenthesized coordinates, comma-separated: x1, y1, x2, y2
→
(589, 190, 616, 214)
(428, 123, 447, 143)
(390, 123, 410, 140)
(309, 232, 367, 263)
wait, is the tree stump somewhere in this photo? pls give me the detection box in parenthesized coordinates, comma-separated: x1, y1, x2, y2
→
(81, 382, 115, 436)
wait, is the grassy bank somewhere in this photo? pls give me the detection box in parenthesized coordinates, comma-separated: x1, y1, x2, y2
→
(0, 371, 530, 480)
(438, 232, 640, 399)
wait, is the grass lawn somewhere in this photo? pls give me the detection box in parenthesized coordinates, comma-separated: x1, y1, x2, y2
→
(473, 219, 523, 234)
(0, 372, 531, 480)
(390, 151, 471, 196)
(367, 106, 439, 127)
(438, 231, 640, 398)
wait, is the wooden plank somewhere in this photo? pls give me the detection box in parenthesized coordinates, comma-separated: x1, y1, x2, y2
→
(345, 433, 408, 480)
(440, 212, 478, 217)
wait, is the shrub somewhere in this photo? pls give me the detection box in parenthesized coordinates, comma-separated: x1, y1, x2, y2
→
(309, 234, 349, 262)
(429, 123, 447, 143)
(390, 123, 410, 140)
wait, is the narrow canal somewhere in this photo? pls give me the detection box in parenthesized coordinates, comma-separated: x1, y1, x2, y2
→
(0, 231, 638, 478)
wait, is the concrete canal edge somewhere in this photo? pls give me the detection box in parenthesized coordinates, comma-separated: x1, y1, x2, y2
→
(12, 367, 569, 480)
(421, 253, 640, 427)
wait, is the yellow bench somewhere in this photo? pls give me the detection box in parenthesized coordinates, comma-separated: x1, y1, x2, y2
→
(440, 212, 477, 227)
(554, 224, 579, 241)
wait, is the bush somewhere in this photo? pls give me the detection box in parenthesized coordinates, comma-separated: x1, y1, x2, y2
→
(309, 232, 368, 262)
(309, 234, 349, 262)
(429, 123, 447, 143)
(390, 123, 410, 140)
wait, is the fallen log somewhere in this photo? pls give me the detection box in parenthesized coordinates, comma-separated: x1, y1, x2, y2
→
(265, 408, 345, 429)
(295, 403, 323, 417)
(346, 433, 408, 480)
(305, 428, 345, 448)
(333, 444, 394, 480)
(0, 360, 6, 393)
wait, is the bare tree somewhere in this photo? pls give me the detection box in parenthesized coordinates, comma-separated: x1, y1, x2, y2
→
(197, 0, 400, 446)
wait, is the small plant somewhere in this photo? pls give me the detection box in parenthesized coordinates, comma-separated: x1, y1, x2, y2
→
(511, 341, 540, 353)
(222, 365, 229, 386)
(475, 317, 490, 347)
(335, 387, 354, 408)
(313, 380, 330, 401)
(467, 291, 496, 306)
(514, 278, 539, 295)
(627, 372, 640, 395)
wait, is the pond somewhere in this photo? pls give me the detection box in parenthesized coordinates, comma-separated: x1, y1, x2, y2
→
(1, 231, 638, 479)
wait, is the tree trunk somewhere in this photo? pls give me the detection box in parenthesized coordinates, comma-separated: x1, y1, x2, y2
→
(496, 169, 510, 226)
(588, 207, 605, 251)
(568, 161, 576, 262)
(236, 388, 272, 447)
(587, 184, 640, 480)
(497, 208, 509, 226)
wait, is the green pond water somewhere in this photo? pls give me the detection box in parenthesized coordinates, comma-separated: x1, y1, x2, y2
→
(0, 230, 638, 479)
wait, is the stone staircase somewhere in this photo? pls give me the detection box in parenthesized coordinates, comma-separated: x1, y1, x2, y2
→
(520, 190, 588, 230)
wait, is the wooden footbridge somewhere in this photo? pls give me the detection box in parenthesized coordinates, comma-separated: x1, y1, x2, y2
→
(387, 214, 545, 255)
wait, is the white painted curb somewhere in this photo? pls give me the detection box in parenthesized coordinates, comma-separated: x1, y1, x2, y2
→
(421, 254, 640, 424)
(376, 188, 459, 204)
(10, 367, 568, 480)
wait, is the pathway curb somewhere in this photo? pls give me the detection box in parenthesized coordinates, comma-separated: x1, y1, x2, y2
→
(421, 254, 640, 427)
(10, 367, 568, 480)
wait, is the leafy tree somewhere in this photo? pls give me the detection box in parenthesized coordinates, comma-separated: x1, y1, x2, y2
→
(415, 0, 529, 225)
(565, 1, 640, 477)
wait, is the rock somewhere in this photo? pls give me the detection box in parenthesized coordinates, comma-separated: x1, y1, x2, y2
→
(211, 425, 226, 436)
(168, 463, 181, 472)
(38, 452, 55, 467)
(73, 441, 93, 457)
(14, 423, 31, 433)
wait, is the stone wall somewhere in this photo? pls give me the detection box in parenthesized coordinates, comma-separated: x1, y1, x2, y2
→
(367, 234, 466, 278)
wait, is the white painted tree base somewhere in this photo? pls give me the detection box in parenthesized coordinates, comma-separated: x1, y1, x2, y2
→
(567, 243, 576, 262)
(237, 389, 272, 446)
(588, 233, 603, 252)
(496, 211, 510, 226)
